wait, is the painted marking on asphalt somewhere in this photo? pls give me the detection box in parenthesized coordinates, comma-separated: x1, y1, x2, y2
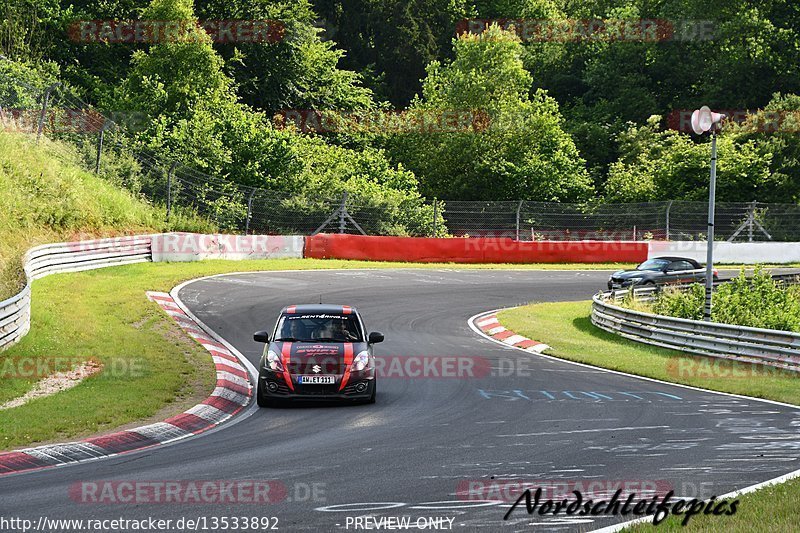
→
(476, 390, 684, 401)
(497, 426, 670, 438)
(409, 500, 503, 510)
(316, 502, 406, 512)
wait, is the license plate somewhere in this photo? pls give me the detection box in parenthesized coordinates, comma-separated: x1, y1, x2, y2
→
(298, 375, 335, 384)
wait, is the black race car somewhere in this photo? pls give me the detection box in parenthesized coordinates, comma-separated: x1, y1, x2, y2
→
(608, 256, 718, 290)
(253, 304, 383, 406)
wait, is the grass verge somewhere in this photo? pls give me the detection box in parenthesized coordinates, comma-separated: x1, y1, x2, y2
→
(497, 301, 800, 532)
(0, 131, 212, 301)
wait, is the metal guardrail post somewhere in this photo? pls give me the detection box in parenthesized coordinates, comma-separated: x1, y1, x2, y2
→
(515, 200, 523, 241)
(36, 82, 61, 144)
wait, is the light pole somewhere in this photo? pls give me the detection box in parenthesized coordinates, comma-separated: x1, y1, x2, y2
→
(691, 106, 726, 321)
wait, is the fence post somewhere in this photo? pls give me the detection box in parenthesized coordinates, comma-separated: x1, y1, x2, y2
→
(94, 121, 113, 173)
(748, 200, 756, 242)
(94, 126, 104, 173)
(432, 197, 438, 237)
(339, 191, 348, 234)
(515, 200, 524, 241)
(166, 161, 178, 222)
(665, 200, 673, 241)
(245, 188, 256, 235)
(36, 82, 61, 144)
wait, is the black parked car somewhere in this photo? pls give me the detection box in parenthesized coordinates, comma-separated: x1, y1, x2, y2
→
(608, 257, 718, 290)
(253, 304, 383, 407)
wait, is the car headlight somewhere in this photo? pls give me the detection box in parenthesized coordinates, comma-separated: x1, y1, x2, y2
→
(265, 350, 283, 372)
(352, 351, 371, 372)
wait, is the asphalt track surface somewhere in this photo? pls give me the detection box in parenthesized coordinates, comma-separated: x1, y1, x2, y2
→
(2, 269, 800, 533)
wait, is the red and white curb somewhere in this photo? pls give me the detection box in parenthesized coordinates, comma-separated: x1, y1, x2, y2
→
(0, 291, 252, 476)
(473, 313, 550, 353)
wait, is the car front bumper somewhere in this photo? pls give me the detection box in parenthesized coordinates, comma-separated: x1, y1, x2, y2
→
(608, 279, 639, 290)
(259, 373, 375, 401)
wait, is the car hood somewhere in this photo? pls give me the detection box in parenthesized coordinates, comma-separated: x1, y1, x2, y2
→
(267, 341, 369, 374)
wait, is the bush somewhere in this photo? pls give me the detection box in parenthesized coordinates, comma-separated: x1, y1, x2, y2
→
(649, 267, 800, 332)
(713, 267, 800, 332)
(652, 284, 705, 321)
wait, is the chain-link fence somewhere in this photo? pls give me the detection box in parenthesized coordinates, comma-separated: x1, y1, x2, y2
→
(2, 64, 800, 241)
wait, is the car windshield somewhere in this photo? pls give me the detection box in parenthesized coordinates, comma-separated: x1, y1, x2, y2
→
(636, 259, 670, 271)
(274, 313, 363, 342)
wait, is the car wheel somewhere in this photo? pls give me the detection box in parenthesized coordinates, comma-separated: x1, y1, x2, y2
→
(364, 381, 376, 404)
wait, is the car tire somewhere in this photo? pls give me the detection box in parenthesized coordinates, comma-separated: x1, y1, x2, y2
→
(365, 381, 376, 404)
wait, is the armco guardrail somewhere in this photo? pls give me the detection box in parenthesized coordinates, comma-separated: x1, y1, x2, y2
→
(0, 284, 31, 351)
(0, 233, 305, 352)
(592, 289, 800, 371)
(0, 235, 155, 352)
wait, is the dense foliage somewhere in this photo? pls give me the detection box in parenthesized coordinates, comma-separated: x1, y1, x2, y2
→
(2, 0, 800, 216)
(386, 25, 592, 201)
(652, 268, 800, 332)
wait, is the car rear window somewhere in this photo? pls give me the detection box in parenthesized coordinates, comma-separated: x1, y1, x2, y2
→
(274, 314, 363, 343)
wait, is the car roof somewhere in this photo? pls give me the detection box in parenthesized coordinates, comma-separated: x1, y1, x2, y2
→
(651, 256, 699, 263)
(280, 304, 359, 315)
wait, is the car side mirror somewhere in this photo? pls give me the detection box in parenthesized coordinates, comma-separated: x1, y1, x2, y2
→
(253, 330, 270, 343)
(368, 331, 384, 344)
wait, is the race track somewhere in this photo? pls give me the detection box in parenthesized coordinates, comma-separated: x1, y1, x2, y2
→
(1, 269, 799, 532)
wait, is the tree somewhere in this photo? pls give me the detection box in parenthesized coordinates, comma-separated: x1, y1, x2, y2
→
(195, 0, 376, 113)
(604, 116, 773, 203)
(527, 0, 800, 189)
(113, 0, 235, 127)
(388, 24, 592, 201)
(311, 0, 473, 106)
(734, 93, 800, 203)
(110, 0, 432, 235)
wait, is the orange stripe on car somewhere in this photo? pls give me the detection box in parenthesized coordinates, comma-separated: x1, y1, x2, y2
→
(338, 343, 354, 391)
(281, 342, 294, 391)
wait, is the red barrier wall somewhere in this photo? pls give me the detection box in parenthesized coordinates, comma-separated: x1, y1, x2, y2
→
(305, 234, 649, 264)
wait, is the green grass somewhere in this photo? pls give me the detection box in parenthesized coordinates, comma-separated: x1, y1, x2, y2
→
(497, 301, 800, 532)
(0, 131, 213, 300)
(499, 301, 800, 404)
(624, 477, 800, 532)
